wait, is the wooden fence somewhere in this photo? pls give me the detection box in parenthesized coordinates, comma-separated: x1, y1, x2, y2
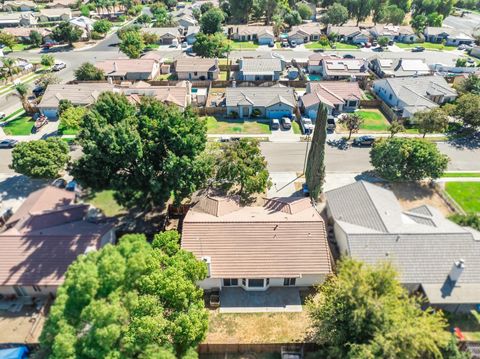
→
(198, 342, 318, 354)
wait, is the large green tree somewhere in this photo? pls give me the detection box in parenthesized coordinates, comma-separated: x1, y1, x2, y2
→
(93, 19, 112, 34)
(72, 93, 210, 209)
(52, 22, 83, 46)
(337, 113, 363, 140)
(193, 32, 229, 58)
(29, 30, 43, 47)
(0, 31, 17, 49)
(307, 258, 450, 359)
(228, 0, 253, 23)
(413, 107, 450, 137)
(306, 104, 327, 201)
(74, 62, 105, 81)
(454, 93, 480, 129)
(370, 138, 449, 181)
(200, 8, 225, 34)
(39, 232, 208, 358)
(119, 29, 145, 58)
(11, 137, 70, 179)
(321, 3, 349, 25)
(215, 138, 271, 203)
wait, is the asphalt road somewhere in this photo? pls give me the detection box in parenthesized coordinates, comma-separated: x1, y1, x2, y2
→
(260, 142, 480, 173)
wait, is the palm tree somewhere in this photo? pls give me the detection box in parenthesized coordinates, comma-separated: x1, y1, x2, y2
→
(272, 14, 285, 37)
(1, 58, 19, 81)
(9, 83, 35, 115)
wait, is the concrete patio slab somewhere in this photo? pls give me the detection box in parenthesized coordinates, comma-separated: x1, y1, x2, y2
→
(219, 287, 303, 313)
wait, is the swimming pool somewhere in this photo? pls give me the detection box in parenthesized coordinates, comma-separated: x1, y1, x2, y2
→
(308, 75, 322, 81)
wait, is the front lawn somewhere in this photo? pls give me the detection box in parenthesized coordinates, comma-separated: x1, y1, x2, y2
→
(5, 43, 32, 52)
(57, 125, 79, 136)
(396, 42, 457, 51)
(228, 40, 259, 50)
(357, 110, 390, 132)
(205, 117, 271, 134)
(84, 190, 125, 217)
(445, 182, 480, 213)
(2, 115, 34, 136)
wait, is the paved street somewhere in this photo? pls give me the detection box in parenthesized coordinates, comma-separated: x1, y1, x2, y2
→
(260, 142, 480, 173)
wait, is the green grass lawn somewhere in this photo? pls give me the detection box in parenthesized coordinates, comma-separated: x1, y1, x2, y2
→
(305, 41, 357, 50)
(57, 125, 79, 136)
(205, 116, 271, 134)
(442, 172, 480, 178)
(357, 110, 390, 132)
(85, 190, 125, 217)
(145, 43, 160, 50)
(445, 182, 480, 213)
(218, 71, 228, 80)
(446, 311, 480, 341)
(292, 121, 301, 134)
(156, 73, 176, 80)
(395, 42, 457, 51)
(2, 115, 34, 136)
(1, 108, 24, 123)
(228, 40, 259, 50)
(5, 43, 32, 52)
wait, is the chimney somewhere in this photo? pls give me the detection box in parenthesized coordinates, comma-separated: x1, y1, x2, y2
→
(449, 259, 465, 282)
(201, 256, 211, 278)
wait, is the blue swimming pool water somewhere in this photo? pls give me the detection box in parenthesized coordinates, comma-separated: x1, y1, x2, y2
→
(308, 75, 322, 81)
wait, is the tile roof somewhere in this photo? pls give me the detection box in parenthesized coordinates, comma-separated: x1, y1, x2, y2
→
(302, 81, 362, 108)
(240, 58, 283, 75)
(373, 24, 415, 36)
(38, 83, 115, 108)
(328, 25, 363, 36)
(322, 58, 369, 77)
(3, 27, 51, 37)
(175, 58, 218, 73)
(231, 25, 274, 36)
(289, 23, 321, 36)
(39, 7, 71, 16)
(371, 57, 431, 77)
(225, 86, 295, 108)
(95, 58, 157, 77)
(122, 84, 189, 108)
(426, 26, 474, 39)
(141, 27, 181, 37)
(182, 197, 332, 278)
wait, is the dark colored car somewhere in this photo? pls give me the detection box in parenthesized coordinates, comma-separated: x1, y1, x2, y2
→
(353, 135, 375, 146)
(412, 46, 425, 52)
(0, 139, 18, 148)
(268, 41, 275, 47)
(32, 86, 45, 97)
(302, 183, 309, 197)
(343, 54, 355, 59)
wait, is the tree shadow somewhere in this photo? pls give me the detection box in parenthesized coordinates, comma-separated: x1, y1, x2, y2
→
(447, 129, 480, 150)
(326, 138, 349, 150)
(0, 175, 47, 203)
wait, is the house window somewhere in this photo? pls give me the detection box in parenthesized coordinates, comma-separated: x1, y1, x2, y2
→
(13, 286, 28, 297)
(248, 279, 265, 288)
(223, 278, 238, 287)
(389, 94, 393, 100)
(284, 278, 296, 286)
(242, 278, 247, 286)
(348, 100, 357, 107)
(194, 72, 198, 76)
(32, 285, 42, 292)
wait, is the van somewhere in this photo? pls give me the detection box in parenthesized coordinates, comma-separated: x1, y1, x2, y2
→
(271, 118, 280, 130)
(281, 117, 292, 129)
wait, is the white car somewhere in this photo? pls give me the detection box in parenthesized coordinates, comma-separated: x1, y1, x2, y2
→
(300, 117, 314, 135)
(52, 62, 66, 71)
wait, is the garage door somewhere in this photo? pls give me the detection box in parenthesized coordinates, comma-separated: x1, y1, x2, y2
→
(162, 37, 173, 45)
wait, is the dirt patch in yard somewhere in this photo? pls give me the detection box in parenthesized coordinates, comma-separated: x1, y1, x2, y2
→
(379, 182, 453, 216)
(205, 311, 313, 344)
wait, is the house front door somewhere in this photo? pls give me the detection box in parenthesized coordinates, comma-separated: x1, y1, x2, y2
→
(242, 106, 249, 117)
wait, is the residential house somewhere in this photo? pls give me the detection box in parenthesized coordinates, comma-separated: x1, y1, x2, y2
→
(321, 58, 369, 81)
(174, 58, 219, 80)
(307, 53, 337, 74)
(288, 23, 321, 44)
(140, 27, 182, 45)
(370, 24, 418, 43)
(327, 25, 370, 44)
(0, 186, 115, 298)
(37, 8, 72, 22)
(370, 58, 431, 78)
(1, 0, 36, 11)
(69, 16, 95, 36)
(95, 58, 160, 81)
(46, 0, 78, 8)
(238, 58, 284, 81)
(176, 12, 197, 29)
(372, 75, 457, 118)
(225, 85, 295, 118)
(424, 27, 475, 46)
(3, 27, 51, 43)
(301, 81, 362, 120)
(185, 25, 200, 44)
(326, 181, 480, 313)
(182, 195, 332, 292)
(38, 83, 115, 118)
(120, 81, 192, 109)
(230, 25, 275, 45)
(0, 12, 36, 27)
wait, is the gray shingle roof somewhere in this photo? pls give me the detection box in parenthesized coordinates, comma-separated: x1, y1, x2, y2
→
(239, 58, 282, 75)
(226, 87, 295, 108)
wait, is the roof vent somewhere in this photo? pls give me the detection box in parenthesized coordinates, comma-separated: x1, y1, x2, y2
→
(449, 259, 465, 282)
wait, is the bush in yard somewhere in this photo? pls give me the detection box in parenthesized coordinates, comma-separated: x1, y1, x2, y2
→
(370, 137, 449, 181)
(318, 35, 329, 47)
(29, 30, 42, 47)
(449, 213, 480, 231)
(40, 54, 55, 67)
(377, 36, 389, 47)
(11, 137, 70, 179)
(93, 19, 112, 35)
(59, 106, 87, 132)
(413, 107, 449, 137)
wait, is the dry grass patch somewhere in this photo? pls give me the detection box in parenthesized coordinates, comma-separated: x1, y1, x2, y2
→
(205, 311, 312, 344)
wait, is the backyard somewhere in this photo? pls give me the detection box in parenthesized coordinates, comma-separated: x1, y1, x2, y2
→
(444, 182, 480, 213)
(84, 190, 125, 217)
(1, 115, 34, 136)
(205, 117, 271, 135)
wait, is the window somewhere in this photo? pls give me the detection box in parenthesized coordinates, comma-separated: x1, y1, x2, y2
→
(242, 278, 247, 286)
(348, 100, 357, 107)
(389, 94, 393, 100)
(32, 285, 42, 292)
(284, 278, 296, 286)
(266, 278, 270, 286)
(223, 278, 238, 287)
(248, 279, 264, 288)
(194, 72, 198, 76)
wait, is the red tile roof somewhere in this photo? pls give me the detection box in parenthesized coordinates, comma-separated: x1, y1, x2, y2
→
(302, 81, 362, 108)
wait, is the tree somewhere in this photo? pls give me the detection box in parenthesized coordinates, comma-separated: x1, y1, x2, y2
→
(411, 14, 428, 32)
(11, 138, 70, 179)
(58, 99, 73, 116)
(36, 72, 61, 89)
(200, 1, 214, 13)
(371, 0, 387, 24)
(41, 54, 55, 67)
(321, 3, 349, 25)
(388, 120, 405, 137)
(456, 58, 467, 67)
(142, 32, 159, 45)
(215, 139, 271, 203)
(80, 4, 90, 16)
(0, 31, 17, 50)
(377, 36, 389, 47)
(305, 103, 327, 201)
(9, 83, 35, 114)
(307, 258, 450, 359)
(272, 13, 285, 36)
(454, 93, 480, 129)
(193, 32, 229, 58)
(458, 74, 480, 95)
(370, 138, 449, 181)
(382, 4, 405, 25)
(119, 29, 145, 58)
(72, 93, 210, 209)
(284, 10, 302, 26)
(93, 19, 112, 34)
(297, 3, 313, 19)
(38, 232, 208, 358)
(200, 8, 225, 35)
(52, 21, 83, 46)
(137, 13, 152, 25)
(60, 106, 87, 132)
(337, 113, 363, 140)
(29, 30, 42, 47)
(344, 0, 373, 25)
(228, 0, 253, 23)
(413, 108, 449, 137)
(74, 62, 105, 81)
(1, 57, 19, 79)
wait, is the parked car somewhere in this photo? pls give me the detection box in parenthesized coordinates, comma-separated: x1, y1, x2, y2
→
(181, 42, 188, 49)
(0, 139, 18, 148)
(365, 42, 372, 48)
(388, 40, 394, 46)
(281, 39, 289, 47)
(289, 40, 297, 48)
(353, 135, 375, 146)
(268, 41, 275, 47)
(343, 54, 355, 59)
(412, 46, 425, 52)
(32, 86, 45, 97)
(302, 183, 309, 197)
(327, 118, 336, 131)
(52, 62, 66, 71)
(281, 117, 292, 129)
(300, 117, 313, 135)
(66, 179, 79, 192)
(271, 118, 280, 130)
(51, 178, 67, 188)
(33, 115, 48, 133)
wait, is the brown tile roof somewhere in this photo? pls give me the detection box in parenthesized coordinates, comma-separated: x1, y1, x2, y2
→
(95, 59, 157, 77)
(302, 81, 362, 108)
(3, 27, 51, 37)
(0, 186, 113, 286)
(122, 85, 189, 108)
(38, 83, 115, 108)
(175, 58, 218, 73)
(231, 25, 274, 36)
(181, 197, 332, 278)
